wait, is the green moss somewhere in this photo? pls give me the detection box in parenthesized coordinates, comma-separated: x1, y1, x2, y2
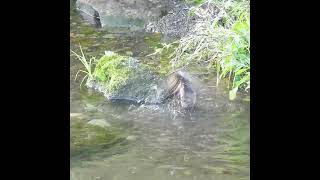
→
(93, 52, 133, 92)
(71, 37, 96, 48)
(158, 54, 173, 76)
(80, 26, 99, 36)
(144, 33, 162, 48)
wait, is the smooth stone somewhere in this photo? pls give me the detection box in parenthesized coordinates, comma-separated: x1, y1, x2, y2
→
(103, 34, 114, 39)
(70, 113, 84, 119)
(125, 51, 133, 56)
(85, 103, 96, 110)
(183, 170, 192, 175)
(77, 34, 85, 37)
(157, 137, 170, 142)
(87, 119, 111, 128)
(126, 135, 137, 141)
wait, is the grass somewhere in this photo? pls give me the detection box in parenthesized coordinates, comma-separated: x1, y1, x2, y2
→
(71, 46, 142, 93)
(71, 44, 96, 88)
(152, 0, 250, 100)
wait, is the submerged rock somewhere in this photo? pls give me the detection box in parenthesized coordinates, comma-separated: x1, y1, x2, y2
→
(102, 34, 115, 39)
(70, 113, 83, 118)
(126, 135, 137, 141)
(87, 119, 111, 128)
(70, 118, 126, 157)
(125, 51, 133, 56)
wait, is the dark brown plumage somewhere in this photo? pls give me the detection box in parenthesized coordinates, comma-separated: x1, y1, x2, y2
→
(163, 71, 196, 110)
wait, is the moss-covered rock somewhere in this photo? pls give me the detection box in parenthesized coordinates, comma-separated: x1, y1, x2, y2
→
(92, 51, 132, 92)
(86, 51, 164, 103)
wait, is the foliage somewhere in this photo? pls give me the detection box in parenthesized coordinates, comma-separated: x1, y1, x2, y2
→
(146, 42, 179, 76)
(71, 47, 142, 93)
(71, 45, 96, 87)
(93, 51, 133, 92)
(153, 0, 250, 100)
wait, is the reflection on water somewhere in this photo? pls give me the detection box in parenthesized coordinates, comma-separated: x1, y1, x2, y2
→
(70, 2, 249, 180)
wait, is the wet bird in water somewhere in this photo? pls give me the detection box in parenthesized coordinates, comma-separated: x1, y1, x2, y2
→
(162, 71, 197, 111)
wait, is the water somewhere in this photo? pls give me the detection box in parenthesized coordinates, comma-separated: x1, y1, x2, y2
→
(70, 2, 250, 180)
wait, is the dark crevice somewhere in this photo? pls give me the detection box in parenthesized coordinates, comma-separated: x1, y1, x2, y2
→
(93, 10, 102, 28)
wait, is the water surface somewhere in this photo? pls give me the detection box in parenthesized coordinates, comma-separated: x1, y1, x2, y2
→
(70, 2, 250, 180)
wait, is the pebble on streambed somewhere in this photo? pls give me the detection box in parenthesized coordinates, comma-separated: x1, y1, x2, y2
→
(87, 119, 111, 128)
(70, 113, 85, 119)
(126, 135, 137, 141)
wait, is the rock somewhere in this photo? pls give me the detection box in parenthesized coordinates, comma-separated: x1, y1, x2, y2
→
(70, 32, 76, 38)
(144, 2, 192, 38)
(87, 119, 111, 128)
(169, 170, 175, 175)
(125, 51, 133, 56)
(157, 137, 170, 142)
(102, 34, 115, 39)
(77, 34, 85, 38)
(70, 113, 84, 119)
(145, 2, 219, 38)
(71, 118, 126, 157)
(183, 170, 192, 175)
(76, 0, 102, 28)
(86, 51, 163, 104)
(76, 0, 178, 30)
(84, 103, 96, 110)
(126, 135, 137, 141)
(128, 104, 136, 111)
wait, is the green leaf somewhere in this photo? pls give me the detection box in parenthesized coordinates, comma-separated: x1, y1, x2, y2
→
(234, 73, 250, 88)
